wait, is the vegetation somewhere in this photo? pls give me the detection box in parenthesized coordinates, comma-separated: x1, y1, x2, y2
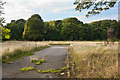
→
(31, 59, 47, 65)
(37, 67, 68, 73)
(0, 1, 6, 25)
(2, 41, 50, 63)
(23, 14, 44, 41)
(2, 46, 49, 63)
(5, 19, 26, 40)
(68, 42, 118, 78)
(19, 67, 35, 71)
(0, 25, 11, 40)
(1, 41, 50, 56)
(3, 14, 119, 41)
(74, 0, 118, 17)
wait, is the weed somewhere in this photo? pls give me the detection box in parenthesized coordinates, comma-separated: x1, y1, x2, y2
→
(31, 59, 47, 65)
(19, 67, 35, 71)
(37, 67, 68, 74)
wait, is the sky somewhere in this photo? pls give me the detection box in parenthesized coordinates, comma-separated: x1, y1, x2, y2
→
(2, 0, 119, 24)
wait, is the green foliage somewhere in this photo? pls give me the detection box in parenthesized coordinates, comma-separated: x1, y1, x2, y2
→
(1, 25, 11, 40)
(23, 14, 44, 41)
(37, 67, 68, 73)
(5, 19, 26, 40)
(44, 20, 62, 41)
(31, 59, 47, 65)
(19, 67, 35, 71)
(74, 0, 117, 17)
(89, 20, 118, 40)
(118, 20, 120, 39)
(62, 17, 83, 25)
(3, 13, 119, 41)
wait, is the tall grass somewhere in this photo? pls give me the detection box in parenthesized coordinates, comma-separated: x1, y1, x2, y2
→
(1, 41, 50, 63)
(68, 42, 118, 78)
(1, 41, 50, 57)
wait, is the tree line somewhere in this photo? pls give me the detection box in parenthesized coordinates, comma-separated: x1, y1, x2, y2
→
(1, 14, 119, 41)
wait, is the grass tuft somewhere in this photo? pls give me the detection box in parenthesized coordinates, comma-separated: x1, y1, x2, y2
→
(19, 67, 35, 71)
(37, 67, 68, 74)
(31, 59, 47, 65)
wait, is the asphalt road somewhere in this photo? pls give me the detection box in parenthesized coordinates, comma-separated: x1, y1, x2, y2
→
(2, 45, 68, 78)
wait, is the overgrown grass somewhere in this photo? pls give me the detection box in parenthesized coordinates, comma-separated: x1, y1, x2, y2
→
(68, 43, 118, 78)
(2, 46, 49, 63)
(1, 41, 50, 57)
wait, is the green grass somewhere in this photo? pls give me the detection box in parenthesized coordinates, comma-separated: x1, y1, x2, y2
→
(2, 46, 49, 63)
(19, 67, 35, 71)
(37, 67, 68, 74)
(31, 59, 47, 65)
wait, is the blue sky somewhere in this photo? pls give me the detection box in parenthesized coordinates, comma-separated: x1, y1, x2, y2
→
(2, 0, 119, 24)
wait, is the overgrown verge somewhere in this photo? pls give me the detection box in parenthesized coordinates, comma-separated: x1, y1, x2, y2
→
(2, 46, 49, 63)
(68, 43, 118, 78)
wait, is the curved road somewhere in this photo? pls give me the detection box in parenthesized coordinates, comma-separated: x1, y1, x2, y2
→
(2, 45, 68, 78)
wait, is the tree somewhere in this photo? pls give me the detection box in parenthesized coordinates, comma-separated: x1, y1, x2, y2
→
(0, 1, 6, 25)
(62, 17, 83, 25)
(118, 20, 120, 39)
(74, 0, 118, 17)
(107, 28, 115, 41)
(0, 25, 10, 40)
(23, 14, 44, 41)
(61, 18, 83, 40)
(5, 19, 26, 40)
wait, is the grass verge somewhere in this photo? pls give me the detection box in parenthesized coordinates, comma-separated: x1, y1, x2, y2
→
(2, 46, 49, 63)
(68, 43, 118, 78)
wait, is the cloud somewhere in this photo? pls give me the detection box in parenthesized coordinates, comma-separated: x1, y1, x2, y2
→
(2, 0, 118, 24)
(3, 0, 74, 24)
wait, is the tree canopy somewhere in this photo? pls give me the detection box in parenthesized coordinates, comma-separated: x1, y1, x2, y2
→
(2, 14, 119, 41)
(0, 1, 6, 25)
(23, 14, 44, 41)
(74, 0, 118, 17)
(6, 19, 26, 40)
(0, 25, 11, 40)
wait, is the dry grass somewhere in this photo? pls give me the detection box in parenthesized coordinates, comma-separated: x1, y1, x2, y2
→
(68, 42, 118, 78)
(1, 41, 50, 57)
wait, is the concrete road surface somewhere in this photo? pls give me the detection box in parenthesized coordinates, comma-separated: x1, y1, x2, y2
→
(2, 45, 68, 78)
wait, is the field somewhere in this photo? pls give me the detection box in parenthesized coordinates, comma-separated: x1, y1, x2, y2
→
(68, 42, 119, 78)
